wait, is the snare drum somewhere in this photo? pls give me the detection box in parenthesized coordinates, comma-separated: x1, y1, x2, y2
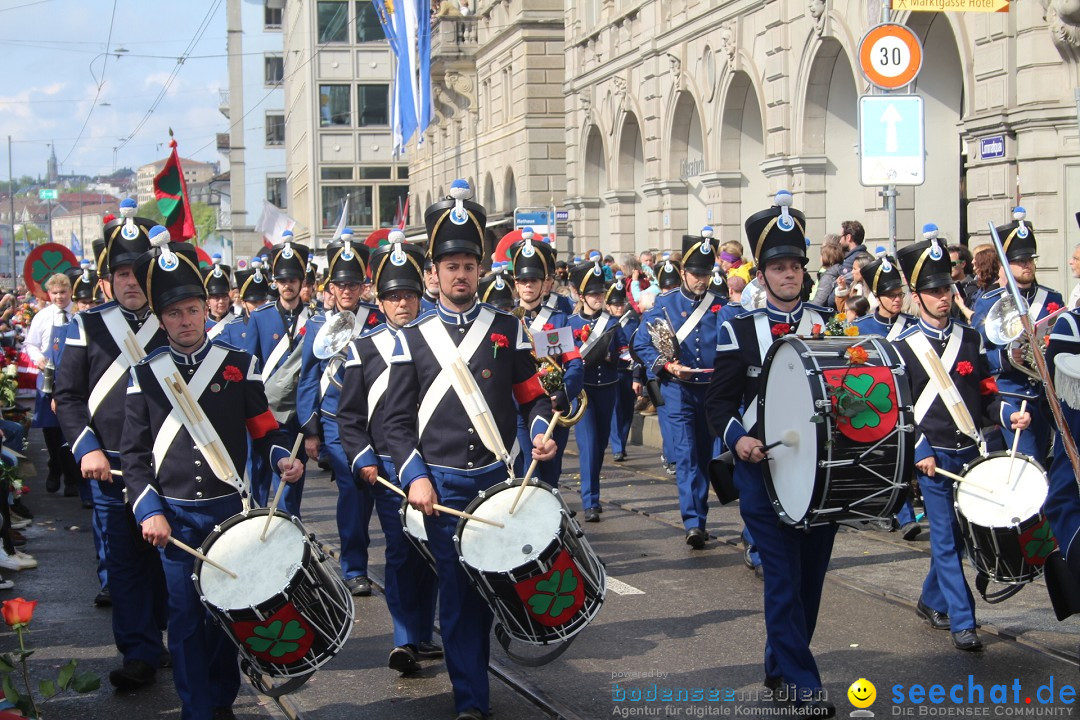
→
(955, 452, 1055, 585)
(400, 498, 437, 571)
(194, 509, 354, 692)
(760, 335, 913, 527)
(455, 480, 605, 646)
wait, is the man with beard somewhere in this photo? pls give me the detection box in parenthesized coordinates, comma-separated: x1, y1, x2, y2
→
(972, 209, 1063, 460)
(895, 228, 1028, 652)
(337, 232, 441, 675)
(705, 191, 834, 715)
(383, 181, 556, 720)
(297, 228, 379, 597)
(246, 230, 311, 512)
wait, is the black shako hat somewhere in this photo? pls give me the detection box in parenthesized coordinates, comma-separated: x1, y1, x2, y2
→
(897, 224, 953, 292)
(104, 198, 154, 271)
(510, 228, 555, 280)
(656, 254, 681, 290)
(682, 226, 718, 274)
(134, 226, 206, 314)
(570, 252, 607, 296)
(371, 230, 426, 297)
(270, 229, 311, 281)
(860, 254, 904, 296)
(235, 259, 271, 303)
(201, 255, 232, 297)
(326, 228, 370, 284)
(425, 179, 486, 261)
(68, 260, 99, 302)
(479, 263, 515, 310)
(744, 190, 809, 268)
(996, 207, 1038, 261)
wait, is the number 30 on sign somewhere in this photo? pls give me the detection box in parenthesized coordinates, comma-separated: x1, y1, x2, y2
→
(858, 23, 924, 90)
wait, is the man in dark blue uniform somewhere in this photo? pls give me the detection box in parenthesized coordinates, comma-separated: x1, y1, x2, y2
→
(607, 271, 639, 462)
(894, 235, 1028, 653)
(247, 230, 311, 513)
(509, 232, 582, 490)
(568, 254, 629, 521)
(297, 228, 378, 597)
(121, 226, 302, 720)
(634, 227, 724, 548)
(852, 254, 921, 540)
(1044, 308, 1080, 583)
(202, 255, 235, 342)
(382, 181, 556, 720)
(478, 263, 515, 311)
(705, 192, 834, 714)
(53, 202, 169, 690)
(972, 210, 1062, 460)
(337, 233, 441, 675)
(220, 261, 270, 350)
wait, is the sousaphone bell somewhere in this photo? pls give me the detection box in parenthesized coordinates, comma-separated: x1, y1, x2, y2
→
(312, 310, 359, 389)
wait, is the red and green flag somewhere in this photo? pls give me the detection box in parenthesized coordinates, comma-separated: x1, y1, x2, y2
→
(153, 135, 196, 241)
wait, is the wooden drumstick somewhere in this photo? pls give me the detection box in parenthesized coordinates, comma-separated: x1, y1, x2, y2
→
(509, 411, 562, 515)
(261, 434, 304, 541)
(1007, 399, 1029, 489)
(168, 536, 237, 579)
(374, 476, 505, 528)
(929, 466, 1006, 506)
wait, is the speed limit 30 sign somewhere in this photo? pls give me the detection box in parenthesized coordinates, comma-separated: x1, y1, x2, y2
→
(858, 23, 923, 90)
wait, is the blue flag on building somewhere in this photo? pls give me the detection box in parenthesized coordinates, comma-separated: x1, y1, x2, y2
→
(70, 230, 83, 260)
(373, 0, 431, 155)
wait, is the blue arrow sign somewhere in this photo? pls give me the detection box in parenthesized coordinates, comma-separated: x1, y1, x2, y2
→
(859, 94, 925, 186)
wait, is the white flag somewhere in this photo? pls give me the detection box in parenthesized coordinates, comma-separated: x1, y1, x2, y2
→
(254, 200, 297, 245)
(332, 196, 350, 240)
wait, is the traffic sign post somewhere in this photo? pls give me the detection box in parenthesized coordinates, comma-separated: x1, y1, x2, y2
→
(37, 189, 57, 201)
(859, 95, 925, 186)
(858, 23, 923, 91)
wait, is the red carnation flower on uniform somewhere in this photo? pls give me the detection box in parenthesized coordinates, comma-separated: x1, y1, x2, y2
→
(710, 304, 721, 313)
(542, 323, 554, 331)
(491, 333, 509, 348)
(771, 323, 791, 337)
(1047, 302, 1062, 315)
(956, 361, 974, 376)
(367, 313, 379, 326)
(298, 326, 306, 336)
(223, 365, 244, 382)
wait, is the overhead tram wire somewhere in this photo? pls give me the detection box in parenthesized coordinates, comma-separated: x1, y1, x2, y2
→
(59, 0, 117, 169)
(115, 0, 224, 153)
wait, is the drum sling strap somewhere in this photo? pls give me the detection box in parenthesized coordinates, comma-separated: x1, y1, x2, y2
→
(146, 350, 250, 507)
(577, 311, 613, 362)
(89, 307, 160, 418)
(906, 330, 983, 445)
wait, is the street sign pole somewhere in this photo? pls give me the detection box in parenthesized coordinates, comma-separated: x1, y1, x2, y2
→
(882, 1, 896, 258)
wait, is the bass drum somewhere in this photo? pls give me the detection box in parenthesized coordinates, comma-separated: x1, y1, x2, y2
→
(759, 335, 913, 528)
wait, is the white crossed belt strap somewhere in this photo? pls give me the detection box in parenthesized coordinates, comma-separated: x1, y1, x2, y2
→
(151, 345, 229, 469)
(146, 350, 248, 497)
(675, 291, 719, 345)
(207, 317, 230, 341)
(886, 318, 908, 342)
(366, 330, 397, 415)
(906, 329, 981, 443)
(578, 312, 612, 359)
(263, 307, 309, 379)
(529, 304, 555, 334)
(89, 307, 160, 419)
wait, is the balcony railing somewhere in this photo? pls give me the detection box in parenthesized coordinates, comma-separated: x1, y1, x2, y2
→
(431, 16, 479, 62)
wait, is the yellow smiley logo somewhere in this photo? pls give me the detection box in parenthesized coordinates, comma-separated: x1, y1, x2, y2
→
(848, 678, 876, 709)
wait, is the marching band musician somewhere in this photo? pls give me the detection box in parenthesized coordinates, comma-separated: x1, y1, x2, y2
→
(894, 231, 1029, 653)
(382, 180, 557, 720)
(634, 227, 725, 549)
(337, 233, 441, 676)
(53, 200, 169, 691)
(421, 255, 439, 312)
(972, 210, 1062, 460)
(852, 254, 921, 541)
(202, 255, 235, 342)
(71, 260, 105, 310)
(509, 232, 583, 493)
(607, 272, 639, 462)
(568, 254, 630, 522)
(297, 229, 379, 597)
(218, 261, 270, 349)
(245, 230, 311, 513)
(121, 227, 303, 720)
(649, 252, 683, 477)
(478, 262, 515, 311)
(705, 191, 835, 715)
(1043, 302, 1080, 586)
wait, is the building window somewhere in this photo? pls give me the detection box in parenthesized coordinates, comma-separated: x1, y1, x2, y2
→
(321, 167, 354, 180)
(378, 185, 410, 228)
(266, 114, 285, 146)
(396, 166, 409, 180)
(267, 176, 287, 209)
(264, 2, 283, 28)
(264, 55, 284, 86)
(319, 85, 351, 126)
(359, 167, 392, 179)
(357, 84, 389, 127)
(317, 1, 349, 43)
(322, 186, 373, 229)
(356, 1, 383, 42)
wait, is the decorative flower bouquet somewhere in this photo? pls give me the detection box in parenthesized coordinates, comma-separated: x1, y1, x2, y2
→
(822, 313, 860, 337)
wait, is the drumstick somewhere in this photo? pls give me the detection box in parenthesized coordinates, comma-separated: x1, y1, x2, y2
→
(1007, 399, 1029, 490)
(168, 536, 237, 579)
(261, 434, 304, 541)
(374, 476, 505, 528)
(509, 411, 562, 515)
(928, 466, 1008, 507)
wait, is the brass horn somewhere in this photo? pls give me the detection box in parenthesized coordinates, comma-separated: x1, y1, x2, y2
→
(512, 307, 588, 427)
(313, 310, 357, 360)
(983, 294, 1027, 346)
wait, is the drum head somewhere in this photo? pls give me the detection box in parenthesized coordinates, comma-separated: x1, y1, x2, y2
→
(762, 339, 819, 523)
(459, 485, 562, 573)
(956, 454, 1047, 527)
(404, 503, 429, 542)
(200, 513, 306, 611)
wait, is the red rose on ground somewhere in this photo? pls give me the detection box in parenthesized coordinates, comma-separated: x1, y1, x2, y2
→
(956, 361, 974, 376)
(771, 323, 791, 337)
(223, 365, 244, 382)
(1, 597, 36, 628)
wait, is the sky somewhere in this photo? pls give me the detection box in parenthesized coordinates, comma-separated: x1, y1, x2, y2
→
(0, 0, 230, 182)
